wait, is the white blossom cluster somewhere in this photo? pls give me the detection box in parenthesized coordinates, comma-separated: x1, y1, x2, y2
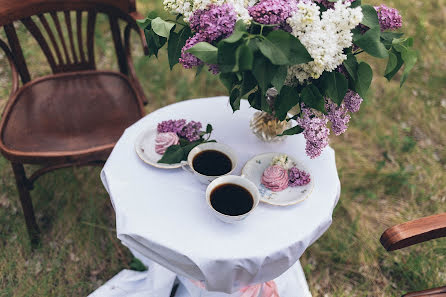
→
(163, 0, 253, 22)
(286, 1, 363, 84)
(271, 154, 293, 170)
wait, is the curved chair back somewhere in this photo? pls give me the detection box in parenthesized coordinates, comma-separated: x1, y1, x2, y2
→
(0, 0, 139, 83)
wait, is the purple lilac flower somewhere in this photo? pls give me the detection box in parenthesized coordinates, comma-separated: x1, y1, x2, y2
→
(326, 99, 350, 136)
(179, 33, 208, 69)
(248, 0, 295, 29)
(298, 106, 330, 159)
(313, 0, 354, 9)
(178, 121, 202, 142)
(375, 5, 402, 31)
(208, 64, 220, 75)
(189, 4, 237, 41)
(288, 166, 311, 187)
(336, 64, 348, 78)
(157, 119, 186, 134)
(343, 90, 363, 113)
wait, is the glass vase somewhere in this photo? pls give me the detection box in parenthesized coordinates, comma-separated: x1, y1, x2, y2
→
(249, 88, 292, 143)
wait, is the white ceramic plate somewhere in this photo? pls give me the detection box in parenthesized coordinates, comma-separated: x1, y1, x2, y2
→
(241, 152, 314, 206)
(134, 127, 182, 169)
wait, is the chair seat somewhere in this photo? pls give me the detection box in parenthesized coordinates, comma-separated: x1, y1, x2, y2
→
(0, 71, 144, 163)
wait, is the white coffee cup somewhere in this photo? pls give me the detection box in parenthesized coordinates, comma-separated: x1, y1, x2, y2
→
(181, 142, 238, 184)
(206, 175, 260, 223)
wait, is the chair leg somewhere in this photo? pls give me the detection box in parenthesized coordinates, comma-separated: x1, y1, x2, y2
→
(11, 162, 40, 245)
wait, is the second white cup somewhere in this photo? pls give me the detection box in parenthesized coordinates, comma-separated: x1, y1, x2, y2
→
(181, 142, 238, 184)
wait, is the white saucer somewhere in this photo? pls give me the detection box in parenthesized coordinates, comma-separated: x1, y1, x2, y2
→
(241, 152, 314, 206)
(134, 127, 182, 169)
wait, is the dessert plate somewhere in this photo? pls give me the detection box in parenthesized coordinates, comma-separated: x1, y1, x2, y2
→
(241, 152, 314, 206)
(135, 127, 182, 169)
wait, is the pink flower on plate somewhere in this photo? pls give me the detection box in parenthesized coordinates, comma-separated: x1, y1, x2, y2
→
(155, 132, 179, 155)
(261, 165, 289, 192)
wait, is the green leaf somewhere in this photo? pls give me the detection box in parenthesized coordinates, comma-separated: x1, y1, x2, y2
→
(136, 17, 152, 29)
(384, 51, 398, 76)
(274, 86, 300, 121)
(229, 88, 241, 111)
(248, 89, 262, 110)
(151, 17, 175, 38)
(144, 28, 167, 57)
(129, 258, 148, 272)
(182, 140, 203, 157)
(400, 48, 418, 86)
(187, 42, 218, 64)
(384, 49, 404, 81)
(158, 145, 185, 164)
(257, 36, 289, 65)
(301, 85, 326, 113)
(360, 5, 380, 29)
(219, 73, 239, 92)
(259, 31, 312, 66)
(235, 44, 253, 71)
(279, 125, 304, 136)
(380, 31, 404, 48)
(343, 54, 358, 80)
(319, 72, 348, 105)
(222, 30, 246, 43)
(271, 65, 288, 93)
(252, 56, 277, 93)
(240, 71, 257, 97)
(355, 62, 373, 98)
(261, 91, 271, 113)
(206, 124, 213, 134)
(354, 26, 389, 58)
(136, 11, 158, 29)
(168, 27, 192, 69)
(217, 42, 239, 73)
(234, 19, 248, 32)
(350, 0, 362, 8)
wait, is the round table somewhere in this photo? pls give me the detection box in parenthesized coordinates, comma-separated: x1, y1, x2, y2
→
(99, 97, 340, 297)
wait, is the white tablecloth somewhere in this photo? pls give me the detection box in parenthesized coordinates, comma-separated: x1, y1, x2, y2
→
(99, 97, 340, 295)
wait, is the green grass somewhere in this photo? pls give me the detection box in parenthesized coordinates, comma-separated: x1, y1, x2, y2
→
(0, 0, 445, 296)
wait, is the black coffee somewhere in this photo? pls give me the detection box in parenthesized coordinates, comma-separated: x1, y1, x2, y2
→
(192, 150, 232, 176)
(210, 183, 254, 216)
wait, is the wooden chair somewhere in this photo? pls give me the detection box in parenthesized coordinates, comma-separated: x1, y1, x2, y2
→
(0, 0, 148, 245)
(380, 213, 446, 297)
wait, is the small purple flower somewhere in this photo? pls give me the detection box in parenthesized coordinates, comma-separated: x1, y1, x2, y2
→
(288, 166, 311, 186)
(248, 0, 295, 29)
(375, 5, 402, 31)
(336, 65, 348, 78)
(297, 106, 330, 159)
(189, 4, 237, 41)
(179, 121, 203, 142)
(343, 90, 363, 113)
(208, 64, 220, 75)
(157, 119, 186, 134)
(313, 0, 354, 9)
(179, 33, 208, 69)
(326, 99, 350, 136)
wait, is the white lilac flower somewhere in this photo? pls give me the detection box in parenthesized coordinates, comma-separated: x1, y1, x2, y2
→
(286, 1, 363, 84)
(164, 0, 251, 23)
(271, 154, 293, 170)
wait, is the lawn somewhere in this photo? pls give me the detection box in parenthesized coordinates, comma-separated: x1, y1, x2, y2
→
(0, 0, 445, 296)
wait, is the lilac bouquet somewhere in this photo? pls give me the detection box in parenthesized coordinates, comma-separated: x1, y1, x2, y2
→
(139, 0, 417, 158)
(156, 119, 214, 164)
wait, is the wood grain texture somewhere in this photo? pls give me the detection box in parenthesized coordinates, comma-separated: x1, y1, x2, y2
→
(403, 286, 446, 297)
(380, 213, 446, 251)
(0, 0, 131, 26)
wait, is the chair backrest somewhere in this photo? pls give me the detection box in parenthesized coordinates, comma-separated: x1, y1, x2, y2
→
(0, 0, 138, 84)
